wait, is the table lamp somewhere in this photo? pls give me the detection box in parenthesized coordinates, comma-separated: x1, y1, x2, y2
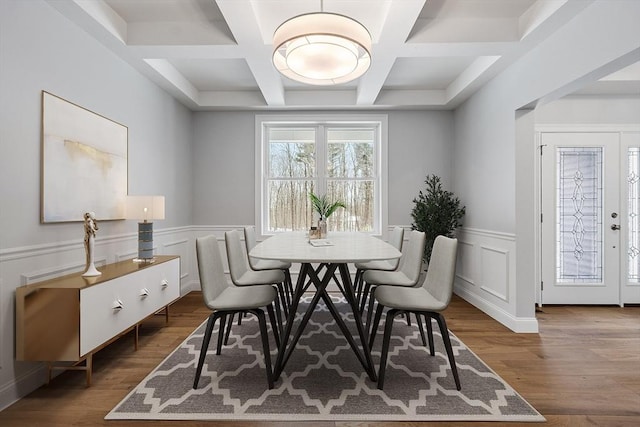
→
(126, 195, 165, 262)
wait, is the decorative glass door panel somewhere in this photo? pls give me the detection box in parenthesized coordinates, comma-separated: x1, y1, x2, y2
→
(541, 132, 620, 305)
(556, 147, 603, 283)
(622, 132, 640, 303)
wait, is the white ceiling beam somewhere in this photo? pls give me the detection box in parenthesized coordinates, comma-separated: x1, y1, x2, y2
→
(144, 59, 200, 104)
(356, 0, 426, 106)
(216, 0, 285, 107)
(519, 0, 567, 40)
(71, 0, 127, 43)
(445, 56, 500, 102)
(125, 21, 235, 46)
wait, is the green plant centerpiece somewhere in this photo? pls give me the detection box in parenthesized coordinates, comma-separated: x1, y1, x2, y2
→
(411, 174, 465, 264)
(309, 192, 345, 238)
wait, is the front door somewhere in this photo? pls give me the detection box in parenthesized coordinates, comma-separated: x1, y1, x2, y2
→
(540, 132, 621, 304)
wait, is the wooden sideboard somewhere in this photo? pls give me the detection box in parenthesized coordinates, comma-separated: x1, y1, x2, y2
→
(15, 255, 180, 385)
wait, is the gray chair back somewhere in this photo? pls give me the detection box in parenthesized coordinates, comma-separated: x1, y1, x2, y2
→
(389, 226, 404, 251)
(196, 235, 230, 307)
(244, 226, 259, 269)
(225, 229, 251, 283)
(387, 226, 405, 269)
(396, 230, 426, 284)
(423, 235, 458, 306)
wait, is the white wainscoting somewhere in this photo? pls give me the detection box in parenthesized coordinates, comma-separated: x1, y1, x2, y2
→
(455, 227, 538, 333)
(0, 224, 536, 411)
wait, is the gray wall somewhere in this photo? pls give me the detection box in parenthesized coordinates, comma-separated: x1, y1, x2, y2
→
(0, 0, 194, 249)
(192, 110, 454, 228)
(0, 0, 193, 408)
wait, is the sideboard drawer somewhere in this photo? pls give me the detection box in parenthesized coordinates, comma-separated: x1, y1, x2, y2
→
(79, 257, 180, 356)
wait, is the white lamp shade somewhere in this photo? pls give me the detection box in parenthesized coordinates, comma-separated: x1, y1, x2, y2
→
(273, 12, 371, 85)
(125, 196, 165, 221)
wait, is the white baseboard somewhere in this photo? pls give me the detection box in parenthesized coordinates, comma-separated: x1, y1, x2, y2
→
(454, 285, 539, 333)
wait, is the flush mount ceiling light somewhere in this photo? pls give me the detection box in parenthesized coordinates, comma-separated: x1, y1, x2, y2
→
(272, 11, 371, 85)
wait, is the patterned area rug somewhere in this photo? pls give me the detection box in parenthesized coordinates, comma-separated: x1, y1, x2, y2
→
(106, 296, 544, 422)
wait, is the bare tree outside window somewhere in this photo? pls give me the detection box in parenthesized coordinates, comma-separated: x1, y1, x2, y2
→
(265, 124, 378, 233)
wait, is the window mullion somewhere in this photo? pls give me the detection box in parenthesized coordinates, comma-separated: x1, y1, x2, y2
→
(317, 124, 327, 195)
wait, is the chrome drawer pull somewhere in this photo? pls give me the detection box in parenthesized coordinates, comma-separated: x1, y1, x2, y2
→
(161, 279, 169, 289)
(112, 299, 124, 311)
(140, 288, 149, 298)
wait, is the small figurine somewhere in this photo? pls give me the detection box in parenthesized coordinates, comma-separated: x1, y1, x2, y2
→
(82, 211, 101, 277)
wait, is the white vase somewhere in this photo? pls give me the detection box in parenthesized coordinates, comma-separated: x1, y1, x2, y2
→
(318, 218, 327, 239)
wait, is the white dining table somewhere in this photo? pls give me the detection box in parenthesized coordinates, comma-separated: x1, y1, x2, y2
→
(250, 231, 402, 382)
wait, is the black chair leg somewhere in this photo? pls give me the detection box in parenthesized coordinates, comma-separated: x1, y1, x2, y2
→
(284, 269, 294, 303)
(368, 302, 385, 348)
(433, 312, 461, 390)
(377, 309, 401, 390)
(278, 283, 289, 317)
(194, 312, 219, 389)
(252, 308, 274, 389)
(273, 295, 283, 329)
(217, 314, 228, 355)
(425, 315, 435, 356)
(223, 313, 234, 345)
(266, 303, 280, 350)
(415, 313, 427, 347)
(359, 283, 371, 314)
(354, 269, 363, 301)
(365, 289, 377, 339)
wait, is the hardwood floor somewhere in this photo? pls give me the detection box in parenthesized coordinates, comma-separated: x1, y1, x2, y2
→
(1, 292, 638, 426)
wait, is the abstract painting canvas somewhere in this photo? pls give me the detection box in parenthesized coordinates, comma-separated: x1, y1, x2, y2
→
(41, 91, 127, 222)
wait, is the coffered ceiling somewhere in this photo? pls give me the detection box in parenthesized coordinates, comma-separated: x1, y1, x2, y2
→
(47, 0, 635, 111)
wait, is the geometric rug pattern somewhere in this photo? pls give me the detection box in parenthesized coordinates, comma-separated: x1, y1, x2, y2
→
(106, 296, 544, 422)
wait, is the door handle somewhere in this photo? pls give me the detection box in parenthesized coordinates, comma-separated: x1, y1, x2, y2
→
(611, 224, 620, 231)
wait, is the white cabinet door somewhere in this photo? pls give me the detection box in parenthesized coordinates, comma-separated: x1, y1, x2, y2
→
(79, 259, 180, 356)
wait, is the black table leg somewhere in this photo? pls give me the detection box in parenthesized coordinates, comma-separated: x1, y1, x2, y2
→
(337, 263, 377, 381)
(273, 262, 378, 382)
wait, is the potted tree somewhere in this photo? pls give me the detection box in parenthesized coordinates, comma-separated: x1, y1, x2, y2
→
(309, 192, 345, 238)
(411, 174, 465, 264)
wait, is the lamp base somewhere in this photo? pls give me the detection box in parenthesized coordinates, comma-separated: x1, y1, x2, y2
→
(138, 221, 155, 260)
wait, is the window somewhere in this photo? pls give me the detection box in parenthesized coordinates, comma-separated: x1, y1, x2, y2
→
(256, 115, 387, 236)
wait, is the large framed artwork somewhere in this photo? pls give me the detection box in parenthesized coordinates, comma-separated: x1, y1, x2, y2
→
(41, 91, 128, 223)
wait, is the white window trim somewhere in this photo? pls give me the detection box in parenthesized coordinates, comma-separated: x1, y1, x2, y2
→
(255, 113, 388, 240)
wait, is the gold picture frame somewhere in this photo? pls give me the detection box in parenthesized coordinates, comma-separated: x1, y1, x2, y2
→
(41, 91, 128, 223)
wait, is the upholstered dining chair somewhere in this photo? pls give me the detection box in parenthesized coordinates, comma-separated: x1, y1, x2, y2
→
(354, 226, 404, 307)
(194, 235, 280, 390)
(361, 230, 426, 333)
(226, 229, 287, 326)
(244, 226, 294, 308)
(369, 235, 460, 390)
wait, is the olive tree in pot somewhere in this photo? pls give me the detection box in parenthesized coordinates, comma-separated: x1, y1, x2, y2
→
(411, 174, 465, 265)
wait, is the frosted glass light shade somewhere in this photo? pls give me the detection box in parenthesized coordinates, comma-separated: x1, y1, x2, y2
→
(125, 196, 165, 222)
(273, 12, 371, 85)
